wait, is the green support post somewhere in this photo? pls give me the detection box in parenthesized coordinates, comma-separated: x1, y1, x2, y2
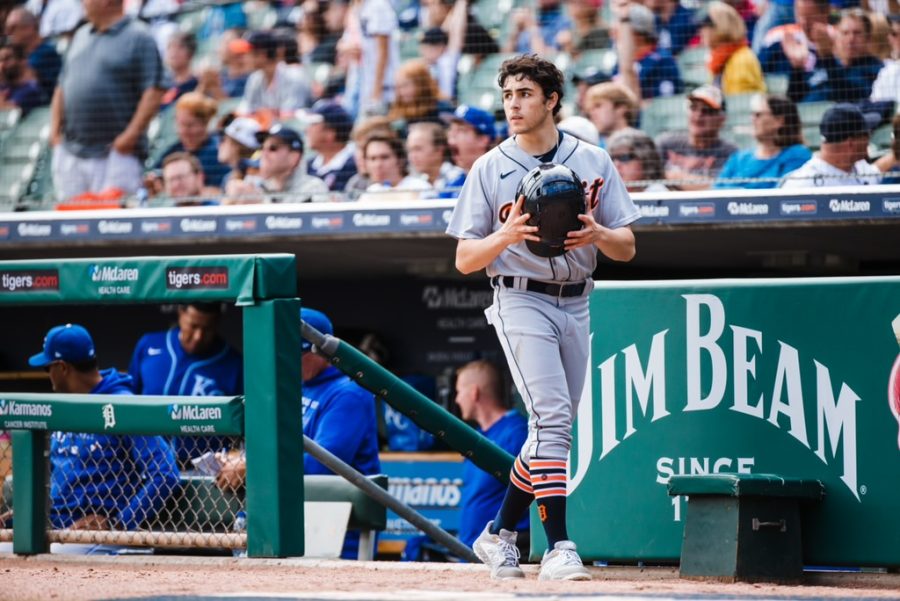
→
(243, 298, 304, 557)
(11, 430, 48, 555)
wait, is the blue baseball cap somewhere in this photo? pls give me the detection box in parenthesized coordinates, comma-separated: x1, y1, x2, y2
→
(29, 324, 96, 367)
(450, 105, 496, 140)
(300, 308, 333, 352)
(256, 123, 304, 152)
(309, 100, 354, 140)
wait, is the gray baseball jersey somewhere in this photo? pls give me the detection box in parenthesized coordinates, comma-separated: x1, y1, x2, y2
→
(446, 131, 640, 281)
(447, 131, 640, 462)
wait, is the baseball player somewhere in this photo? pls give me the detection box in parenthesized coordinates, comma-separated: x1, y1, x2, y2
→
(446, 54, 640, 581)
(128, 303, 243, 467)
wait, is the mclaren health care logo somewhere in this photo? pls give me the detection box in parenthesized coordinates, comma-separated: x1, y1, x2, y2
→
(168, 403, 223, 421)
(569, 293, 864, 501)
(88, 263, 139, 296)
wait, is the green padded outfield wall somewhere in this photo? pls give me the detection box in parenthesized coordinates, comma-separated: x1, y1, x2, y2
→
(533, 277, 900, 566)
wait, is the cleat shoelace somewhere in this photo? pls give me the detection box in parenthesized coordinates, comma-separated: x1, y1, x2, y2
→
(492, 538, 521, 568)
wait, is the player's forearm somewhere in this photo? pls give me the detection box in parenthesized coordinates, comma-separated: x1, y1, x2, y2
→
(455, 235, 513, 274)
(124, 87, 164, 139)
(594, 226, 636, 262)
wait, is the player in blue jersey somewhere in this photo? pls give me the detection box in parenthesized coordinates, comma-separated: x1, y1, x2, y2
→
(128, 303, 243, 466)
(454, 360, 529, 550)
(215, 307, 380, 559)
(0, 324, 179, 553)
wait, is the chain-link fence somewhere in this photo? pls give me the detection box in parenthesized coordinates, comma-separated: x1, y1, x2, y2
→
(0, 432, 249, 552)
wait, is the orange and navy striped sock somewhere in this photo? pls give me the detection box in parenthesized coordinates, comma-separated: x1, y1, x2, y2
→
(490, 456, 534, 534)
(530, 458, 569, 547)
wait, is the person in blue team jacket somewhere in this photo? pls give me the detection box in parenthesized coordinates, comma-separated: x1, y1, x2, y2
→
(216, 307, 380, 559)
(129, 303, 243, 467)
(28, 324, 179, 533)
(454, 360, 529, 549)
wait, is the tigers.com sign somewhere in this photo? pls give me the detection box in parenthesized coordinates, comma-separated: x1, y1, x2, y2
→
(549, 277, 900, 567)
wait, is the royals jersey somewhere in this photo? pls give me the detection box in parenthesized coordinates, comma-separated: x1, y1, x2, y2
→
(446, 132, 640, 282)
(129, 328, 243, 465)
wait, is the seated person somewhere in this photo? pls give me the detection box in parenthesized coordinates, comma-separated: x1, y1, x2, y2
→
(129, 304, 243, 468)
(454, 360, 529, 550)
(223, 124, 329, 203)
(715, 94, 811, 189)
(781, 103, 882, 188)
(607, 128, 669, 192)
(656, 86, 736, 190)
(304, 101, 357, 192)
(239, 30, 311, 119)
(405, 122, 465, 198)
(155, 92, 231, 189)
(0, 42, 42, 116)
(160, 32, 199, 109)
(12, 325, 179, 544)
(787, 9, 883, 104)
(613, 3, 683, 102)
(160, 152, 220, 205)
(216, 308, 381, 560)
(361, 135, 433, 195)
(216, 115, 261, 188)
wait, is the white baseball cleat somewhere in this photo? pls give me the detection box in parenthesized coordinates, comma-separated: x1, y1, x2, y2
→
(472, 521, 525, 580)
(538, 540, 592, 581)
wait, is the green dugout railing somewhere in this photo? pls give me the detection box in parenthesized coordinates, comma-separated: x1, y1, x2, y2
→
(0, 254, 303, 557)
(0, 253, 515, 559)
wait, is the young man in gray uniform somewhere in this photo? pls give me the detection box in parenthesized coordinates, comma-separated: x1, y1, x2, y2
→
(446, 54, 640, 581)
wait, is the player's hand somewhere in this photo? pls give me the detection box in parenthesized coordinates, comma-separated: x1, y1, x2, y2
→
(215, 456, 247, 492)
(498, 195, 540, 246)
(69, 514, 110, 531)
(565, 212, 608, 250)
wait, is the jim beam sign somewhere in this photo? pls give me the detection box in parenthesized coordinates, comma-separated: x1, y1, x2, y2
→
(555, 279, 900, 567)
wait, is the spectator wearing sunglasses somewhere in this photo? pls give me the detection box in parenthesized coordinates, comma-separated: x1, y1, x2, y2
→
(607, 128, 669, 192)
(656, 85, 736, 191)
(715, 94, 811, 189)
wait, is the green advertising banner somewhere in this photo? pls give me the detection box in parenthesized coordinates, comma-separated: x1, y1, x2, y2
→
(0, 254, 296, 305)
(552, 277, 900, 567)
(0, 393, 244, 436)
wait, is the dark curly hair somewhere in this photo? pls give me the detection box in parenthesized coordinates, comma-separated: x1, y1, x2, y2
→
(497, 54, 565, 116)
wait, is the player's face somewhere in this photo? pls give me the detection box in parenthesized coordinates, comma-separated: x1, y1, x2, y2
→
(454, 370, 478, 421)
(178, 307, 219, 355)
(502, 75, 557, 136)
(301, 350, 329, 382)
(44, 361, 68, 393)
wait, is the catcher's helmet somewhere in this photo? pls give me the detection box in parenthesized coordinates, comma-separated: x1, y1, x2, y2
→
(516, 163, 585, 258)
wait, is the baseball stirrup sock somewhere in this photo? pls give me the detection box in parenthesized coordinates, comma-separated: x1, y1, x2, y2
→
(490, 456, 534, 534)
(530, 458, 569, 547)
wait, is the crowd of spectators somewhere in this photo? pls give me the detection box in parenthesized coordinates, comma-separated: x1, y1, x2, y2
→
(0, 0, 898, 207)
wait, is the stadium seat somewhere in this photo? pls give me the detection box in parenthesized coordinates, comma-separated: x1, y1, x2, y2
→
(677, 47, 709, 88)
(797, 101, 834, 150)
(640, 94, 688, 138)
(573, 48, 617, 76)
(764, 73, 789, 96)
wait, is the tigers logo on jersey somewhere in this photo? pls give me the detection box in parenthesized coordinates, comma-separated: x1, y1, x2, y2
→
(498, 202, 514, 223)
(584, 177, 603, 210)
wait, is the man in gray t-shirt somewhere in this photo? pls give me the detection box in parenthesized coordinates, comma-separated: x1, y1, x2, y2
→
(49, 0, 163, 201)
(655, 85, 736, 191)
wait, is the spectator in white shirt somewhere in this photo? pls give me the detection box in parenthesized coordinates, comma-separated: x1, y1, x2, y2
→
(239, 30, 311, 119)
(781, 104, 882, 188)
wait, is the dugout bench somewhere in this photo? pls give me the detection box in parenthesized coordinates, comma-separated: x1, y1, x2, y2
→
(668, 473, 825, 583)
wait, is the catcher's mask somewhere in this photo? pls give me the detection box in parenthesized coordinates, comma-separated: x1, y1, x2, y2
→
(516, 163, 585, 258)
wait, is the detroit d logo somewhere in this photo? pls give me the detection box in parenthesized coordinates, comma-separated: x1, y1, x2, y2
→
(102, 403, 116, 430)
